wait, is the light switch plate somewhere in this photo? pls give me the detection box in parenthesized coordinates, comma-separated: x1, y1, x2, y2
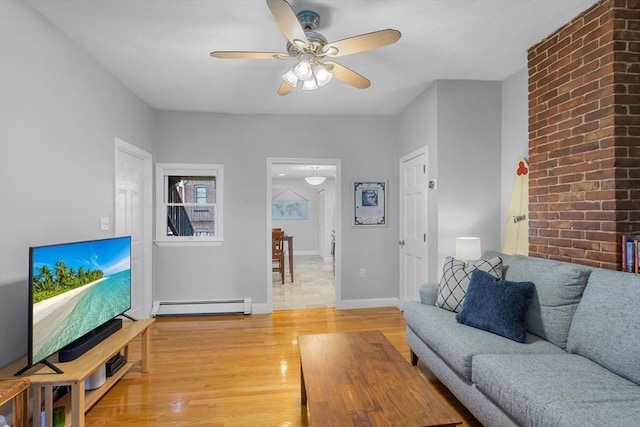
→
(100, 216, 110, 231)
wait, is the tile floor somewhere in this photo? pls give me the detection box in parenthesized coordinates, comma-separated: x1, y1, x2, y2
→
(273, 255, 335, 310)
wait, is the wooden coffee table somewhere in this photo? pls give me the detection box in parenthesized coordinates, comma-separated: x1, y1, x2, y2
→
(298, 330, 462, 426)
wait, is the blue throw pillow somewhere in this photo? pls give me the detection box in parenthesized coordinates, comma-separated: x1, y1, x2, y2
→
(456, 269, 534, 343)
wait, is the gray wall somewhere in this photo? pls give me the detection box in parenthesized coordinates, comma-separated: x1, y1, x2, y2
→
(0, 1, 156, 367)
(397, 81, 503, 281)
(153, 112, 398, 308)
(437, 81, 502, 263)
(500, 68, 529, 245)
(397, 83, 440, 281)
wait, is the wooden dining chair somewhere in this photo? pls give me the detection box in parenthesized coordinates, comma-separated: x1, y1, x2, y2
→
(272, 230, 285, 284)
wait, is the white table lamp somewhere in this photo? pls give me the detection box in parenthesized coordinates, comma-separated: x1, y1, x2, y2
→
(455, 237, 481, 261)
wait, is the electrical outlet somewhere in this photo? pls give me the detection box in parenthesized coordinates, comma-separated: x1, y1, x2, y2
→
(360, 268, 366, 277)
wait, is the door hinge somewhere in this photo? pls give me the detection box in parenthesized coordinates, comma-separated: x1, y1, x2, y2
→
(424, 233, 426, 242)
(423, 165, 426, 173)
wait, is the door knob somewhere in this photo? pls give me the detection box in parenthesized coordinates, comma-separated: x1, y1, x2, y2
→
(399, 240, 405, 246)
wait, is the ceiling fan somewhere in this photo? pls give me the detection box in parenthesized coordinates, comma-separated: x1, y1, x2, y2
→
(210, 0, 401, 95)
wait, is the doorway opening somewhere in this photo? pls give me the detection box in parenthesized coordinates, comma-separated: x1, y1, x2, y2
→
(266, 158, 341, 311)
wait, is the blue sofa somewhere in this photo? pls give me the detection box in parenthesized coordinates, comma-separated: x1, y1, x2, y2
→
(404, 251, 640, 426)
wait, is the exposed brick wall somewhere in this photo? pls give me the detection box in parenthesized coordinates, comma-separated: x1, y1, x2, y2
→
(527, 0, 640, 270)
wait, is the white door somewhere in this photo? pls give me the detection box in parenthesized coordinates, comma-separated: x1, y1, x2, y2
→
(399, 149, 428, 307)
(115, 139, 152, 319)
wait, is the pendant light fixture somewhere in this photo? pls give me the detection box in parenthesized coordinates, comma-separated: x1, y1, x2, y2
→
(305, 166, 326, 186)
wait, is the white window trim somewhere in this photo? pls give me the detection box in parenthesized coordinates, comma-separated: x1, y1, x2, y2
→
(154, 163, 224, 247)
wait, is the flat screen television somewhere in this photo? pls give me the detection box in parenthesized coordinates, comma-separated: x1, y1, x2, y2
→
(16, 236, 132, 375)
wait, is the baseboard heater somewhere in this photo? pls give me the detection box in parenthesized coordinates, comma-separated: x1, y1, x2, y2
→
(151, 298, 252, 317)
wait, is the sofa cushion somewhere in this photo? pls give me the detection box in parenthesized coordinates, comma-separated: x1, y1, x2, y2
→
(456, 270, 534, 343)
(472, 354, 640, 427)
(482, 250, 591, 349)
(419, 282, 439, 306)
(403, 301, 565, 380)
(567, 267, 640, 384)
(436, 256, 502, 312)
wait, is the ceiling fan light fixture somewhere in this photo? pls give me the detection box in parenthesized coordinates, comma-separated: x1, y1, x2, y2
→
(313, 64, 332, 87)
(282, 67, 298, 87)
(305, 166, 326, 185)
(293, 54, 313, 80)
(302, 78, 319, 91)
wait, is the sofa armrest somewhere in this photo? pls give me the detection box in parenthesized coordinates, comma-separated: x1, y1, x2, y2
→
(419, 282, 439, 305)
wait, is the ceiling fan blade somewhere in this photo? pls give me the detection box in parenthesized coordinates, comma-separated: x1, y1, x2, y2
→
(323, 29, 401, 57)
(266, 0, 309, 49)
(278, 81, 295, 96)
(210, 51, 289, 60)
(323, 60, 370, 89)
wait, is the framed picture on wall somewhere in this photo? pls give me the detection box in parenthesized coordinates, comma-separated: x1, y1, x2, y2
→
(353, 180, 388, 228)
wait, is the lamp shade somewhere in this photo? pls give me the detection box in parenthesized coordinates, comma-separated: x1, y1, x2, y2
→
(293, 54, 313, 81)
(282, 67, 298, 87)
(302, 78, 319, 91)
(455, 237, 481, 261)
(313, 64, 333, 87)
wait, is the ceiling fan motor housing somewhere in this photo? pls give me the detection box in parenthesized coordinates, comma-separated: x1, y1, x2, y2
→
(297, 10, 320, 30)
(286, 11, 327, 56)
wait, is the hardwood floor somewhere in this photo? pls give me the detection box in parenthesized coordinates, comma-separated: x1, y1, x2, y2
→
(85, 308, 481, 426)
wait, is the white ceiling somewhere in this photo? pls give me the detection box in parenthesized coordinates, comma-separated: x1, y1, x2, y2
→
(26, 0, 598, 116)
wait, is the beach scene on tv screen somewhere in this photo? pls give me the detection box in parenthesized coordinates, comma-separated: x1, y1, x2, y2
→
(31, 237, 131, 363)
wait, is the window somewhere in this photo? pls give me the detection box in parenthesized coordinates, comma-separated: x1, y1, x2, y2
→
(194, 185, 209, 212)
(195, 186, 207, 202)
(155, 163, 223, 246)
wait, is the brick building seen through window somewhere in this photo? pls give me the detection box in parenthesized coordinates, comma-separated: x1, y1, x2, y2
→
(168, 176, 216, 236)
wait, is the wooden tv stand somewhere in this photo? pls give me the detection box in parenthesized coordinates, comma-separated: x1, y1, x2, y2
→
(0, 378, 30, 427)
(0, 318, 154, 427)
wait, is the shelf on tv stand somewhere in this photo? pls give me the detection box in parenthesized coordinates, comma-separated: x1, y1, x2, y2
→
(0, 318, 154, 427)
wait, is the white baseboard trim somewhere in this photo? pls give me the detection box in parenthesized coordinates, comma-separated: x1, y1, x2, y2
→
(338, 298, 401, 310)
(293, 250, 320, 256)
(253, 300, 400, 314)
(322, 256, 334, 264)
